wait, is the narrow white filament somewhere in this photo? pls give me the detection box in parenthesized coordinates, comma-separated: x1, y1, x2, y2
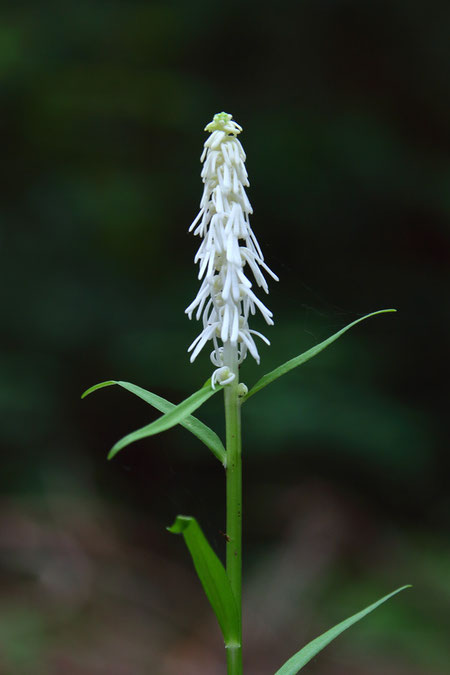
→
(186, 112, 278, 382)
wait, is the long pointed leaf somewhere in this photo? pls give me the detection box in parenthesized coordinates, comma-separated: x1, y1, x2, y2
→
(274, 585, 411, 674)
(244, 309, 396, 401)
(82, 380, 226, 465)
(167, 515, 240, 647)
(104, 380, 219, 460)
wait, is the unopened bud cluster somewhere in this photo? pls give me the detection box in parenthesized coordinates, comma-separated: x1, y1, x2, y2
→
(186, 112, 278, 382)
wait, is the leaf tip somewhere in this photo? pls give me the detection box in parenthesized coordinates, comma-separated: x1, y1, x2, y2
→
(167, 515, 191, 534)
(367, 308, 397, 319)
(81, 380, 116, 399)
(107, 445, 120, 461)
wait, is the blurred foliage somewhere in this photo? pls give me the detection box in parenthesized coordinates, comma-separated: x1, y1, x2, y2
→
(0, 0, 449, 672)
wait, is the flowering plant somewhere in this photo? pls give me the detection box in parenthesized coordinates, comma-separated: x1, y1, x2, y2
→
(83, 112, 409, 675)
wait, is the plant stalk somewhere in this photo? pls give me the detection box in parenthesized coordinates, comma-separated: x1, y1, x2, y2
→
(224, 344, 243, 675)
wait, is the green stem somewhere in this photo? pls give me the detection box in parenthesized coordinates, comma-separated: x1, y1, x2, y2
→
(226, 644, 242, 675)
(224, 345, 243, 675)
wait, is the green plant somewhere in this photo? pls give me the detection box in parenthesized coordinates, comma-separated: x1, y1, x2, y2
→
(82, 112, 409, 674)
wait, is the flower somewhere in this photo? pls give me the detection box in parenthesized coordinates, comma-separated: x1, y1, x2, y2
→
(186, 112, 278, 376)
(211, 366, 236, 390)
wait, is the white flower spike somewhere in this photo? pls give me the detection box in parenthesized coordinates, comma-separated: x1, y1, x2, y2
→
(186, 112, 278, 381)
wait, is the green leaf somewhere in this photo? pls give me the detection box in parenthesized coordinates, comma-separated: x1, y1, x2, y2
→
(167, 515, 240, 647)
(274, 585, 411, 674)
(244, 309, 396, 401)
(82, 381, 117, 397)
(108, 379, 220, 459)
(82, 380, 226, 465)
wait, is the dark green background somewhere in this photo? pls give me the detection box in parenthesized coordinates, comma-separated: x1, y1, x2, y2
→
(1, 1, 449, 673)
